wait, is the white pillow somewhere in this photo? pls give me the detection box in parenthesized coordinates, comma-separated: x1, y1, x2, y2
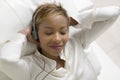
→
(0, 0, 93, 43)
(0, 0, 32, 43)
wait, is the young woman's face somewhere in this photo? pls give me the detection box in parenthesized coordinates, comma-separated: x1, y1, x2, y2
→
(37, 14, 69, 58)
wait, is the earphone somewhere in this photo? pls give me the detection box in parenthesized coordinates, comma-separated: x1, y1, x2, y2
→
(32, 22, 38, 40)
(32, 8, 41, 41)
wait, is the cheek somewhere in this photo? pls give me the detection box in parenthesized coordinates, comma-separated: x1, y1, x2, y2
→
(39, 37, 48, 44)
(38, 34, 48, 47)
(38, 37, 49, 50)
(63, 34, 69, 43)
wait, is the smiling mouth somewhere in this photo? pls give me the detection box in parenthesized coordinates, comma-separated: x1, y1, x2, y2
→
(49, 45, 63, 50)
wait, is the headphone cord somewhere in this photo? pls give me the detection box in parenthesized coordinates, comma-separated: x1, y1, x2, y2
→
(34, 54, 56, 80)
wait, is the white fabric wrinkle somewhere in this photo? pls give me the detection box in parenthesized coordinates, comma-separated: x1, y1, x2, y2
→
(0, 33, 26, 62)
(35, 50, 56, 70)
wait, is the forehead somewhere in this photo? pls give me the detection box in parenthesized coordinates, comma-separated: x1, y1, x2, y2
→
(39, 14, 68, 29)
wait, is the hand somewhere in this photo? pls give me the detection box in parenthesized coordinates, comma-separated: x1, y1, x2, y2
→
(18, 27, 38, 44)
(69, 17, 78, 26)
(18, 27, 31, 36)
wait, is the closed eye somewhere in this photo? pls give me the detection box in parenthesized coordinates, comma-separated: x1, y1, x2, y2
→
(60, 29, 68, 35)
(44, 31, 53, 35)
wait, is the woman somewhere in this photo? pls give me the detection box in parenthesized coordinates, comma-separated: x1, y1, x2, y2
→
(0, 3, 120, 80)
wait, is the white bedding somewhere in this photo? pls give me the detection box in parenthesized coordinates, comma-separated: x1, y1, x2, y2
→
(90, 42, 120, 80)
(0, 0, 120, 80)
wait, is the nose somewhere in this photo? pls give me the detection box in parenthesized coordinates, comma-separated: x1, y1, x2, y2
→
(52, 32, 62, 43)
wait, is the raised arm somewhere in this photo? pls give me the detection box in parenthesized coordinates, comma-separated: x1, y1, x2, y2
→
(93, 6, 120, 22)
(0, 33, 27, 62)
(0, 33, 30, 80)
(70, 6, 120, 48)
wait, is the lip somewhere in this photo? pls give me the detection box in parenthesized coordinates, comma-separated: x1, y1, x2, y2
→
(49, 45, 63, 50)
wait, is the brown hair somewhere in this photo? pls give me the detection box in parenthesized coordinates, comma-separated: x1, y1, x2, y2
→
(32, 3, 69, 28)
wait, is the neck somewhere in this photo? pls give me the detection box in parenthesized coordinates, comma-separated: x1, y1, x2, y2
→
(38, 49, 65, 69)
(38, 49, 60, 62)
(45, 53, 60, 62)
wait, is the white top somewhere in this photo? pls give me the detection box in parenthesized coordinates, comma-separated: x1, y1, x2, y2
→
(20, 26, 100, 80)
(0, 31, 100, 80)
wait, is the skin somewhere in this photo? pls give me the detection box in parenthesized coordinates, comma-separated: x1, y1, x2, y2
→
(69, 17, 78, 26)
(37, 14, 69, 69)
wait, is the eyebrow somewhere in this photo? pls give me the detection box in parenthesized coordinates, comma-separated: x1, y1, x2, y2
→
(43, 26, 68, 30)
(60, 26, 68, 29)
(44, 26, 52, 29)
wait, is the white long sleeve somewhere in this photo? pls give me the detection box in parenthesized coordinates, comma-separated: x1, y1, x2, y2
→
(93, 6, 120, 22)
(0, 33, 31, 80)
(0, 33, 26, 62)
(0, 71, 12, 80)
(71, 6, 120, 48)
(73, 6, 120, 29)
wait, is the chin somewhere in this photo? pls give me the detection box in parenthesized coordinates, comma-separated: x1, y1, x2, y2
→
(50, 50, 62, 56)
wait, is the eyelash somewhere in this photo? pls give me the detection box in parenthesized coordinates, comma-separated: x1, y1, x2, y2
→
(45, 32, 53, 35)
(45, 31, 67, 35)
(60, 31, 67, 35)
